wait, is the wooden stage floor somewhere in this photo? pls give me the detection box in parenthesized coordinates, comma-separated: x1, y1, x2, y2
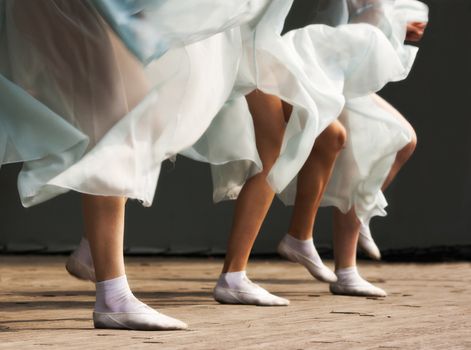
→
(0, 256, 470, 349)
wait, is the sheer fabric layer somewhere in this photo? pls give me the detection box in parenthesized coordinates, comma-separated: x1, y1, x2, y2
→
(184, 0, 427, 215)
(0, 0, 268, 207)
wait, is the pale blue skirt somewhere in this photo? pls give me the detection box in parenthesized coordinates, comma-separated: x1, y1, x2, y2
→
(183, 0, 429, 224)
(0, 0, 270, 207)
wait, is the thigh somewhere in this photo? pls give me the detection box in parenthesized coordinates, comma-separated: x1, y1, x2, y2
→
(246, 90, 286, 165)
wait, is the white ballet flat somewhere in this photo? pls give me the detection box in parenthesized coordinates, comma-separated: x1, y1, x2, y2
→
(213, 277, 289, 306)
(329, 280, 387, 297)
(93, 307, 188, 331)
(277, 239, 337, 283)
(358, 223, 382, 261)
(65, 253, 96, 282)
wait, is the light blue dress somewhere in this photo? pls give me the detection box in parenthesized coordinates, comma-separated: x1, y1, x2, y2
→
(183, 0, 428, 225)
(282, 0, 430, 225)
(92, 0, 269, 64)
(0, 0, 271, 207)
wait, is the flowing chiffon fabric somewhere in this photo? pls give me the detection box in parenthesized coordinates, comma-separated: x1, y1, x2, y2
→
(184, 0, 428, 222)
(0, 0, 269, 207)
(92, 0, 269, 64)
(281, 0, 429, 224)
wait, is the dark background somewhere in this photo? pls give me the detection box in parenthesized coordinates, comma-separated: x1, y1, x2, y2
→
(1, 0, 470, 258)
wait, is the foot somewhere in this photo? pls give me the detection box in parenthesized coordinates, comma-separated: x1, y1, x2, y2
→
(358, 223, 382, 261)
(93, 306, 188, 331)
(94, 275, 187, 331)
(329, 266, 387, 297)
(277, 234, 337, 283)
(213, 271, 289, 306)
(65, 238, 96, 282)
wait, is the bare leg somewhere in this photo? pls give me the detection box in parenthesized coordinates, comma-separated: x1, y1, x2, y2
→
(81, 195, 187, 330)
(375, 94, 417, 191)
(222, 91, 287, 273)
(330, 96, 415, 297)
(288, 120, 347, 240)
(214, 91, 290, 306)
(277, 117, 346, 283)
(330, 206, 386, 297)
(82, 195, 126, 282)
(333, 207, 360, 270)
(66, 195, 126, 282)
(335, 95, 417, 266)
(358, 95, 417, 259)
(382, 140, 416, 190)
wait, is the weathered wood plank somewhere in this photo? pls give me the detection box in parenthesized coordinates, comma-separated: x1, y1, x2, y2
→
(0, 256, 470, 350)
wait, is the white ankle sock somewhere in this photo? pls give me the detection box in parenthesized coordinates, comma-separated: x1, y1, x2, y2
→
(95, 275, 148, 313)
(333, 266, 387, 297)
(217, 271, 247, 289)
(75, 237, 94, 268)
(214, 271, 290, 306)
(335, 266, 362, 283)
(284, 234, 324, 266)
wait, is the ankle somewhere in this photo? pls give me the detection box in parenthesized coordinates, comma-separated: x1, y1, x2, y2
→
(222, 261, 247, 274)
(285, 233, 312, 244)
(218, 271, 247, 289)
(335, 263, 357, 271)
(335, 266, 357, 274)
(335, 266, 362, 283)
(283, 234, 315, 253)
(95, 275, 140, 313)
(287, 231, 312, 241)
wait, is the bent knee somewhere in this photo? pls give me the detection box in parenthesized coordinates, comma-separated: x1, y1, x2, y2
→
(406, 135, 417, 155)
(409, 129, 417, 150)
(397, 131, 417, 164)
(317, 121, 347, 153)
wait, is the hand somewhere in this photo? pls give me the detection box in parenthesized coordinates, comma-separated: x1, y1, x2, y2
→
(406, 22, 427, 42)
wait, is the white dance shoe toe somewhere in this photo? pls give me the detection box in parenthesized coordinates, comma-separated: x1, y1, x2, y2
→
(93, 306, 188, 331)
(213, 276, 289, 306)
(277, 238, 337, 283)
(358, 223, 382, 261)
(330, 279, 387, 297)
(65, 251, 96, 282)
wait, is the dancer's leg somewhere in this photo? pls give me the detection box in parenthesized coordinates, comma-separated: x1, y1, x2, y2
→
(66, 195, 124, 282)
(288, 121, 347, 240)
(214, 91, 289, 306)
(333, 207, 361, 270)
(66, 194, 126, 282)
(358, 95, 417, 259)
(330, 206, 387, 296)
(83, 195, 187, 330)
(222, 91, 287, 274)
(82, 195, 126, 282)
(375, 95, 417, 191)
(331, 96, 416, 296)
(278, 119, 346, 283)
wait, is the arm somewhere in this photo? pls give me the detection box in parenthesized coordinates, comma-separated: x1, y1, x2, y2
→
(406, 21, 427, 42)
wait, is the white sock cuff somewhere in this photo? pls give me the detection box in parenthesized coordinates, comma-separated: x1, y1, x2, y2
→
(285, 233, 312, 245)
(220, 271, 246, 279)
(335, 266, 358, 275)
(96, 275, 129, 291)
(218, 271, 247, 289)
